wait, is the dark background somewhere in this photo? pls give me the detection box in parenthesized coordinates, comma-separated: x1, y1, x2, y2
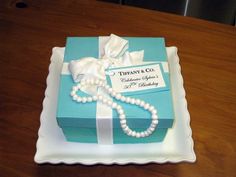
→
(101, 0, 236, 25)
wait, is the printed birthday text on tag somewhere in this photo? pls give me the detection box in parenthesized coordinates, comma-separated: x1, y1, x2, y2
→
(107, 63, 166, 93)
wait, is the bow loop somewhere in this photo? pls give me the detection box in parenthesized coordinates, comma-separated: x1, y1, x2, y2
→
(69, 57, 106, 82)
(103, 34, 128, 59)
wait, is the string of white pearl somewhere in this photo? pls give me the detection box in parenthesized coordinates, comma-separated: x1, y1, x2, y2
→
(70, 78, 159, 138)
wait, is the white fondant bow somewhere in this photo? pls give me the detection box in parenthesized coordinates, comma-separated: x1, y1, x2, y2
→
(69, 34, 144, 95)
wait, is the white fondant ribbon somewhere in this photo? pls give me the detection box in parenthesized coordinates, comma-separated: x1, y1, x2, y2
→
(96, 88, 113, 144)
(69, 34, 142, 144)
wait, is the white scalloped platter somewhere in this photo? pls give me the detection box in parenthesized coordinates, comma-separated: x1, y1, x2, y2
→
(34, 46, 196, 165)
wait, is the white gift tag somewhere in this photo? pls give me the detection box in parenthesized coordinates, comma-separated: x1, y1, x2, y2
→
(107, 63, 166, 93)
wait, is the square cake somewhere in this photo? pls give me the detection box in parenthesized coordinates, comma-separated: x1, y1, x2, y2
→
(56, 34, 174, 144)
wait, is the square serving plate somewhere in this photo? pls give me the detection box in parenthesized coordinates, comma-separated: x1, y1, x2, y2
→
(34, 46, 196, 165)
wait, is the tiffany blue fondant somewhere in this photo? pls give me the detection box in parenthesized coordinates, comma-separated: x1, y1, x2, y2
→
(56, 34, 174, 144)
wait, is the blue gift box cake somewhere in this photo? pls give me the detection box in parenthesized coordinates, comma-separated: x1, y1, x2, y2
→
(56, 35, 174, 144)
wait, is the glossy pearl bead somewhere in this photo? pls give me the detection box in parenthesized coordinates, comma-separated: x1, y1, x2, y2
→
(118, 109, 124, 115)
(135, 99, 141, 105)
(116, 105, 122, 110)
(127, 130, 132, 136)
(112, 102, 117, 108)
(130, 98, 135, 104)
(144, 103, 150, 110)
(82, 97, 87, 103)
(140, 101, 145, 107)
(124, 126, 129, 132)
(72, 95, 78, 100)
(152, 114, 158, 120)
(119, 114, 125, 119)
(152, 109, 157, 114)
(121, 124, 127, 129)
(144, 131, 149, 136)
(76, 97, 82, 102)
(87, 97, 93, 102)
(115, 93, 121, 100)
(111, 91, 116, 97)
(121, 96, 126, 102)
(71, 91, 76, 96)
(140, 132, 145, 137)
(108, 88, 113, 93)
(149, 106, 154, 111)
(97, 95, 102, 100)
(92, 95, 97, 101)
(125, 97, 131, 103)
(131, 131, 136, 137)
(120, 119, 126, 124)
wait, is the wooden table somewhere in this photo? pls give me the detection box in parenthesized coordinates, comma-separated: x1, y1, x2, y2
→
(0, 0, 235, 176)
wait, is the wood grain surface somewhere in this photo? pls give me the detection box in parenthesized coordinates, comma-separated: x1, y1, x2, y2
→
(0, 0, 236, 177)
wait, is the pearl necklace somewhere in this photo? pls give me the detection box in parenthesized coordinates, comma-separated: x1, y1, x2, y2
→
(70, 78, 158, 138)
